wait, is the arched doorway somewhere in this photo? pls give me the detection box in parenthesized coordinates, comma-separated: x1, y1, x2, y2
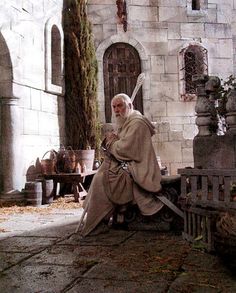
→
(103, 42, 143, 122)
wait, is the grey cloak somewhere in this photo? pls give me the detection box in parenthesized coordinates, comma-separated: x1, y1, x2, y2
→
(81, 110, 164, 236)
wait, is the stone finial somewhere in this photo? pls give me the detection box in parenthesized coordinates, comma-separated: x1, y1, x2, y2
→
(226, 85, 236, 133)
(193, 74, 212, 136)
(205, 76, 221, 134)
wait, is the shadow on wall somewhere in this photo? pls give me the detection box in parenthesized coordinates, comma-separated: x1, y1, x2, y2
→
(0, 32, 13, 192)
(26, 158, 42, 182)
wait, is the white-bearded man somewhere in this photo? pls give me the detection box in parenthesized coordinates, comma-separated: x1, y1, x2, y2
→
(80, 93, 164, 236)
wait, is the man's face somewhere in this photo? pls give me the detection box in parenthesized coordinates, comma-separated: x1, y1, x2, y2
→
(112, 98, 129, 118)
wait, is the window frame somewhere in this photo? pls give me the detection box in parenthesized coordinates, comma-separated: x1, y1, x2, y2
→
(179, 42, 208, 101)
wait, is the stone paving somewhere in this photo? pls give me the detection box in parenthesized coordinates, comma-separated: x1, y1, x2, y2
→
(0, 208, 235, 293)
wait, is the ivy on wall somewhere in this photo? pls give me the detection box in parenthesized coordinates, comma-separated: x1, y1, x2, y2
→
(63, 0, 100, 151)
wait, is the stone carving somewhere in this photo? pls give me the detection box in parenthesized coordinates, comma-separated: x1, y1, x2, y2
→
(226, 85, 236, 133)
(116, 0, 127, 32)
(205, 76, 221, 134)
(193, 74, 221, 136)
(193, 74, 211, 136)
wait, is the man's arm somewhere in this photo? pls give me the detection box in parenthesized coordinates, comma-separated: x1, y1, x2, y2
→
(108, 120, 149, 162)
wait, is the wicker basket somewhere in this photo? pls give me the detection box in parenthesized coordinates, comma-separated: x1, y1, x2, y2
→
(65, 146, 76, 173)
(56, 146, 76, 173)
(41, 150, 57, 175)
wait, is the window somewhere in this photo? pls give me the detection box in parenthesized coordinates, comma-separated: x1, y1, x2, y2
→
(45, 17, 64, 94)
(51, 25, 62, 86)
(179, 44, 208, 101)
(192, 0, 200, 10)
(187, 0, 206, 16)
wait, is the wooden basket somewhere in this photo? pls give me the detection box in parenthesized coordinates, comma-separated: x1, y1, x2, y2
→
(65, 146, 76, 173)
(56, 146, 76, 173)
(41, 150, 57, 175)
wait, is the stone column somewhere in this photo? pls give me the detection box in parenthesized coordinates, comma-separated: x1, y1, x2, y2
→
(0, 97, 22, 192)
(205, 76, 221, 134)
(193, 74, 213, 136)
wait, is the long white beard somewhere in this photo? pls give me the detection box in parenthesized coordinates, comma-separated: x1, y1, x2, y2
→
(115, 107, 132, 127)
(115, 115, 127, 128)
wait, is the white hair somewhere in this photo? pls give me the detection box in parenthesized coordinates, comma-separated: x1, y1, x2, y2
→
(111, 93, 134, 110)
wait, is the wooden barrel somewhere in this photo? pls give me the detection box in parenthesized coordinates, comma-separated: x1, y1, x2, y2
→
(24, 181, 42, 207)
(42, 179, 54, 204)
(0, 191, 25, 204)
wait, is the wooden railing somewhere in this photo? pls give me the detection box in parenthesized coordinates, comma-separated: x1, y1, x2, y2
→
(178, 168, 236, 210)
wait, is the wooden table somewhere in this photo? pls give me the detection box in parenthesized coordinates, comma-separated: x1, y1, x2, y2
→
(43, 170, 97, 202)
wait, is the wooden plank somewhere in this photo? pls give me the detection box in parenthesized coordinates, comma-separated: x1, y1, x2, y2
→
(192, 212, 196, 238)
(181, 175, 187, 197)
(156, 195, 184, 218)
(197, 214, 201, 236)
(202, 216, 207, 242)
(212, 176, 219, 203)
(178, 168, 236, 177)
(190, 176, 197, 201)
(184, 210, 187, 233)
(201, 176, 208, 201)
(224, 176, 231, 203)
(188, 211, 191, 234)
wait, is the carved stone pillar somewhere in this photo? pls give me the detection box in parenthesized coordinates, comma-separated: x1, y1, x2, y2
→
(193, 74, 212, 136)
(0, 97, 22, 193)
(205, 76, 221, 134)
(226, 86, 236, 134)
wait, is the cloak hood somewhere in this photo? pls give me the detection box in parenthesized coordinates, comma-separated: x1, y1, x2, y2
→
(124, 110, 156, 137)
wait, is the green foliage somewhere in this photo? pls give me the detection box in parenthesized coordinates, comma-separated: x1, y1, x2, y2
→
(218, 75, 236, 117)
(63, 0, 101, 152)
(230, 182, 236, 196)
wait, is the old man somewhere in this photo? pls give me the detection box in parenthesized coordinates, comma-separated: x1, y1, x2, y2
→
(80, 93, 163, 236)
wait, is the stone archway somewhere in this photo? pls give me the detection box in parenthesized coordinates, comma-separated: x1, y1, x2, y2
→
(103, 42, 143, 122)
(0, 32, 21, 193)
(96, 35, 150, 123)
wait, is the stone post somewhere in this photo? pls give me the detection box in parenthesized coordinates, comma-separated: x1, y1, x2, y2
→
(226, 85, 236, 134)
(205, 76, 221, 134)
(0, 97, 23, 193)
(193, 74, 212, 136)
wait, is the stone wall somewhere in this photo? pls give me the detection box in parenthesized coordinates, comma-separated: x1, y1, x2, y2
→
(0, 0, 65, 193)
(1, 0, 236, 193)
(87, 0, 236, 174)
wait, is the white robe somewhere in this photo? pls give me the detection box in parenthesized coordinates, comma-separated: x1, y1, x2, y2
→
(81, 111, 163, 236)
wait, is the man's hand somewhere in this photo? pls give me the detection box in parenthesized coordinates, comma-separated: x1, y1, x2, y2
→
(105, 132, 118, 148)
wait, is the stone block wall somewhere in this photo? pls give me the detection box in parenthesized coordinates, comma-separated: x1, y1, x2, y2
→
(87, 0, 236, 174)
(0, 0, 65, 192)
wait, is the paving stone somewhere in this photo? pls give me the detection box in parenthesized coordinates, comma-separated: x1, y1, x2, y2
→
(61, 229, 135, 246)
(0, 252, 31, 272)
(0, 236, 58, 253)
(66, 278, 169, 293)
(23, 244, 99, 267)
(182, 249, 230, 273)
(21, 222, 77, 238)
(0, 207, 235, 293)
(168, 271, 236, 293)
(0, 263, 85, 293)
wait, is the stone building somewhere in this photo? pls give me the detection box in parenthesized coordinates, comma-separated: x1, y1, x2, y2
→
(0, 0, 236, 198)
(0, 0, 65, 198)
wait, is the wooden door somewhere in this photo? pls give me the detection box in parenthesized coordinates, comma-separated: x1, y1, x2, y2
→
(103, 42, 143, 122)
